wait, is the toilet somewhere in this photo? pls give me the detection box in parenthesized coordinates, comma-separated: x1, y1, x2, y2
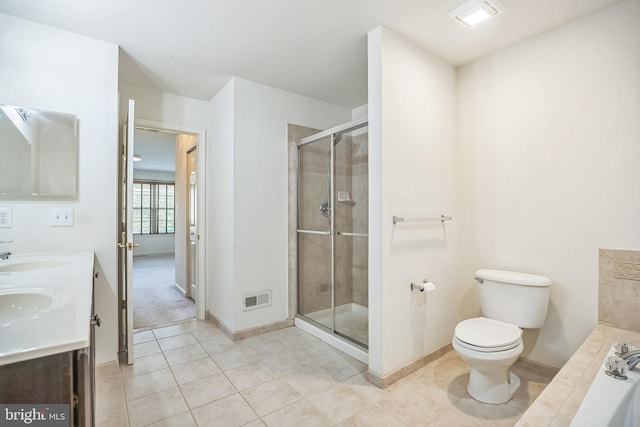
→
(453, 269, 551, 404)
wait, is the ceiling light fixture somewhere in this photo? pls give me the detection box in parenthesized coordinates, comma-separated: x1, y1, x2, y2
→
(449, 0, 504, 28)
(133, 155, 142, 162)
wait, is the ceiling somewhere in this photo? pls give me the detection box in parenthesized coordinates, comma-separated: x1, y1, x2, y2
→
(0, 0, 624, 108)
(133, 129, 176, 173)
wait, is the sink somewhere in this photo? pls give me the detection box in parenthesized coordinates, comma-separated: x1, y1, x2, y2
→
(0, 251, 94, 366)
(0, 292, 53, 324)
(0, 260, 71, 273)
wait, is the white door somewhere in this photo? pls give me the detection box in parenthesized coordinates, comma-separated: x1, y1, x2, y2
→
(187, 146, 198, 301)
(119, 99, 136, 364)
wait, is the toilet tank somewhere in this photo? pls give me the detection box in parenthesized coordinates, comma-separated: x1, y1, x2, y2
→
(476, 269, 551, 328)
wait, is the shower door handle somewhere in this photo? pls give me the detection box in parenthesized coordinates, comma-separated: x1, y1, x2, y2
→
(336, 232, 368, 237)
(297, 229, 331, 235)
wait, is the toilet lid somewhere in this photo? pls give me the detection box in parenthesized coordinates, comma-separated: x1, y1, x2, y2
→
(455, 317, 522, 350)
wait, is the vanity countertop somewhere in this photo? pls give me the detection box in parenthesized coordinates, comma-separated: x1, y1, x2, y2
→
(0, 251, 95, 366)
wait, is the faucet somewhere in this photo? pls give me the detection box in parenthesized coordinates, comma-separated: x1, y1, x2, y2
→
(605, 342, 640, 379)
(0, 240, 11, 260)
(621, 350, 640, 371)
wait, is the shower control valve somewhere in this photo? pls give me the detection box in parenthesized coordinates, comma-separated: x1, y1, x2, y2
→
(320, 201, 330, 218)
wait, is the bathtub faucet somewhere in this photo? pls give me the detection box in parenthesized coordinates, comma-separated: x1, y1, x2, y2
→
(621, 350, 640, 370)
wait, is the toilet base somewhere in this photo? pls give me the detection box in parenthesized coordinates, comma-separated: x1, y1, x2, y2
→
(468, 369, 520, 404)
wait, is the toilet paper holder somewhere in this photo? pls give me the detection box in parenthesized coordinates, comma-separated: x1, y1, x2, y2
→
(411, 279, 436, 292)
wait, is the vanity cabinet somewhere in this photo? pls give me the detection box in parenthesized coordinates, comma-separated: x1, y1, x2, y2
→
(0, 345, 95, 426)
(0, 352, 74, 405)
(0, 252, 98, 427)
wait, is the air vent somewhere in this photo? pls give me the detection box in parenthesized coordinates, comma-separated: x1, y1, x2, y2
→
(243, 290, 272, 311)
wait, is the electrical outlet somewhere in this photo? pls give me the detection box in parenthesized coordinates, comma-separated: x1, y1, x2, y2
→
(49, 208, 74, 227)
(0, 208, 11, 228)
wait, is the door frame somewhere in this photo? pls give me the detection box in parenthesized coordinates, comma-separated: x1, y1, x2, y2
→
(128, 118, 207, 322)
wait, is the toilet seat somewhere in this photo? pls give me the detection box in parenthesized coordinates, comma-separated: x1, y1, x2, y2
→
(454, 317, 522, 353)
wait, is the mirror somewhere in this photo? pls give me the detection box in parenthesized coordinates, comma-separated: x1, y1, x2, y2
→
(0, 104, 78, 197)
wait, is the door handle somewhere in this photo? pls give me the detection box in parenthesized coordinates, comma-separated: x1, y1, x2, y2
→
(90, 314, 101, 327)
(117, 242, 140, 251)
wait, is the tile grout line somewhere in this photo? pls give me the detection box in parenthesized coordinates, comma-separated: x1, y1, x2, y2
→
(163, 330, 196, 426)
(127, 329, 195, 426)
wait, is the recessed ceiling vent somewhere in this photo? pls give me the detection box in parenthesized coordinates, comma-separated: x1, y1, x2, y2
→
(243, 290, 272, 311)
(449, 0, 504, 28)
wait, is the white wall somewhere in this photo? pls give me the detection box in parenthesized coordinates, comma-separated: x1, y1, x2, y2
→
(368, 27, 458, 377)
(0, 14, 119, 364)
(133, 234, 175, 256)
(233, 78, 351, 331)
(207, 77, 351, 332)
(457, 0, 640, 368)
(352, 104, 368, 121)
(119, 84, 209, 130)
(133, 170, 175, 181)
(208, 79, 236, 329)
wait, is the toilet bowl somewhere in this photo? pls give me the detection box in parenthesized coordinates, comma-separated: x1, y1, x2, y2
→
(453, 269, 551, 404)
(453, 317, 523, 404)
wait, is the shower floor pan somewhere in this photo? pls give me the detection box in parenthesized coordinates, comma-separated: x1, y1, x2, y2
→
(296, 303, 368, 364)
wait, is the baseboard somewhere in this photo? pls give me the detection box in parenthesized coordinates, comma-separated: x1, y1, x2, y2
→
(364, 343, 453, 389)
(173, 282, 186, 297)
(205, 311, 294, 341)
(133, 251, 175, 257)
(133, 317, 197, 333)
(517, 356, 560, 378)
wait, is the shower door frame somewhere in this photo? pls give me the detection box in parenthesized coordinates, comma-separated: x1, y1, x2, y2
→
(296, 117, 368, 348)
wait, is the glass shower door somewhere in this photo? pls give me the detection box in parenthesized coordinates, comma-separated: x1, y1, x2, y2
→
(297, 119, 369, 349)
(333, 125, 369, 346)
(297, 135, 333, 330)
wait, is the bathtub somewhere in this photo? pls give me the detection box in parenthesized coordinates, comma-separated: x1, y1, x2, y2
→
(569, 345, 640, 427)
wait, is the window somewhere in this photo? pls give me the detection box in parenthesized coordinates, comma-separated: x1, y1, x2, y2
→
(132, 181, 175, 234)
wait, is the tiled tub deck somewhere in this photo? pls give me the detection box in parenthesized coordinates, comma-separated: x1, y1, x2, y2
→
(516, 324, 640, 426)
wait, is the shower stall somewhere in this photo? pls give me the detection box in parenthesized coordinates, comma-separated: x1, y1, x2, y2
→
(296, 118, 368, 354)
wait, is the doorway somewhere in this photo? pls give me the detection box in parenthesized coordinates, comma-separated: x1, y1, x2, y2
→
(130, 128, 197, 329)
(118, 101, 206, 363)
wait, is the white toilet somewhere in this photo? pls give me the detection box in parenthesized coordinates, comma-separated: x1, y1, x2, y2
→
(453, 269, 551, 404)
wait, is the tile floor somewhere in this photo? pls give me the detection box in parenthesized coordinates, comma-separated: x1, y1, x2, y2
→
(96, 319, 556, 427)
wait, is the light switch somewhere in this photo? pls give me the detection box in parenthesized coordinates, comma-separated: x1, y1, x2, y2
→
(49, 208, 74, 227)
